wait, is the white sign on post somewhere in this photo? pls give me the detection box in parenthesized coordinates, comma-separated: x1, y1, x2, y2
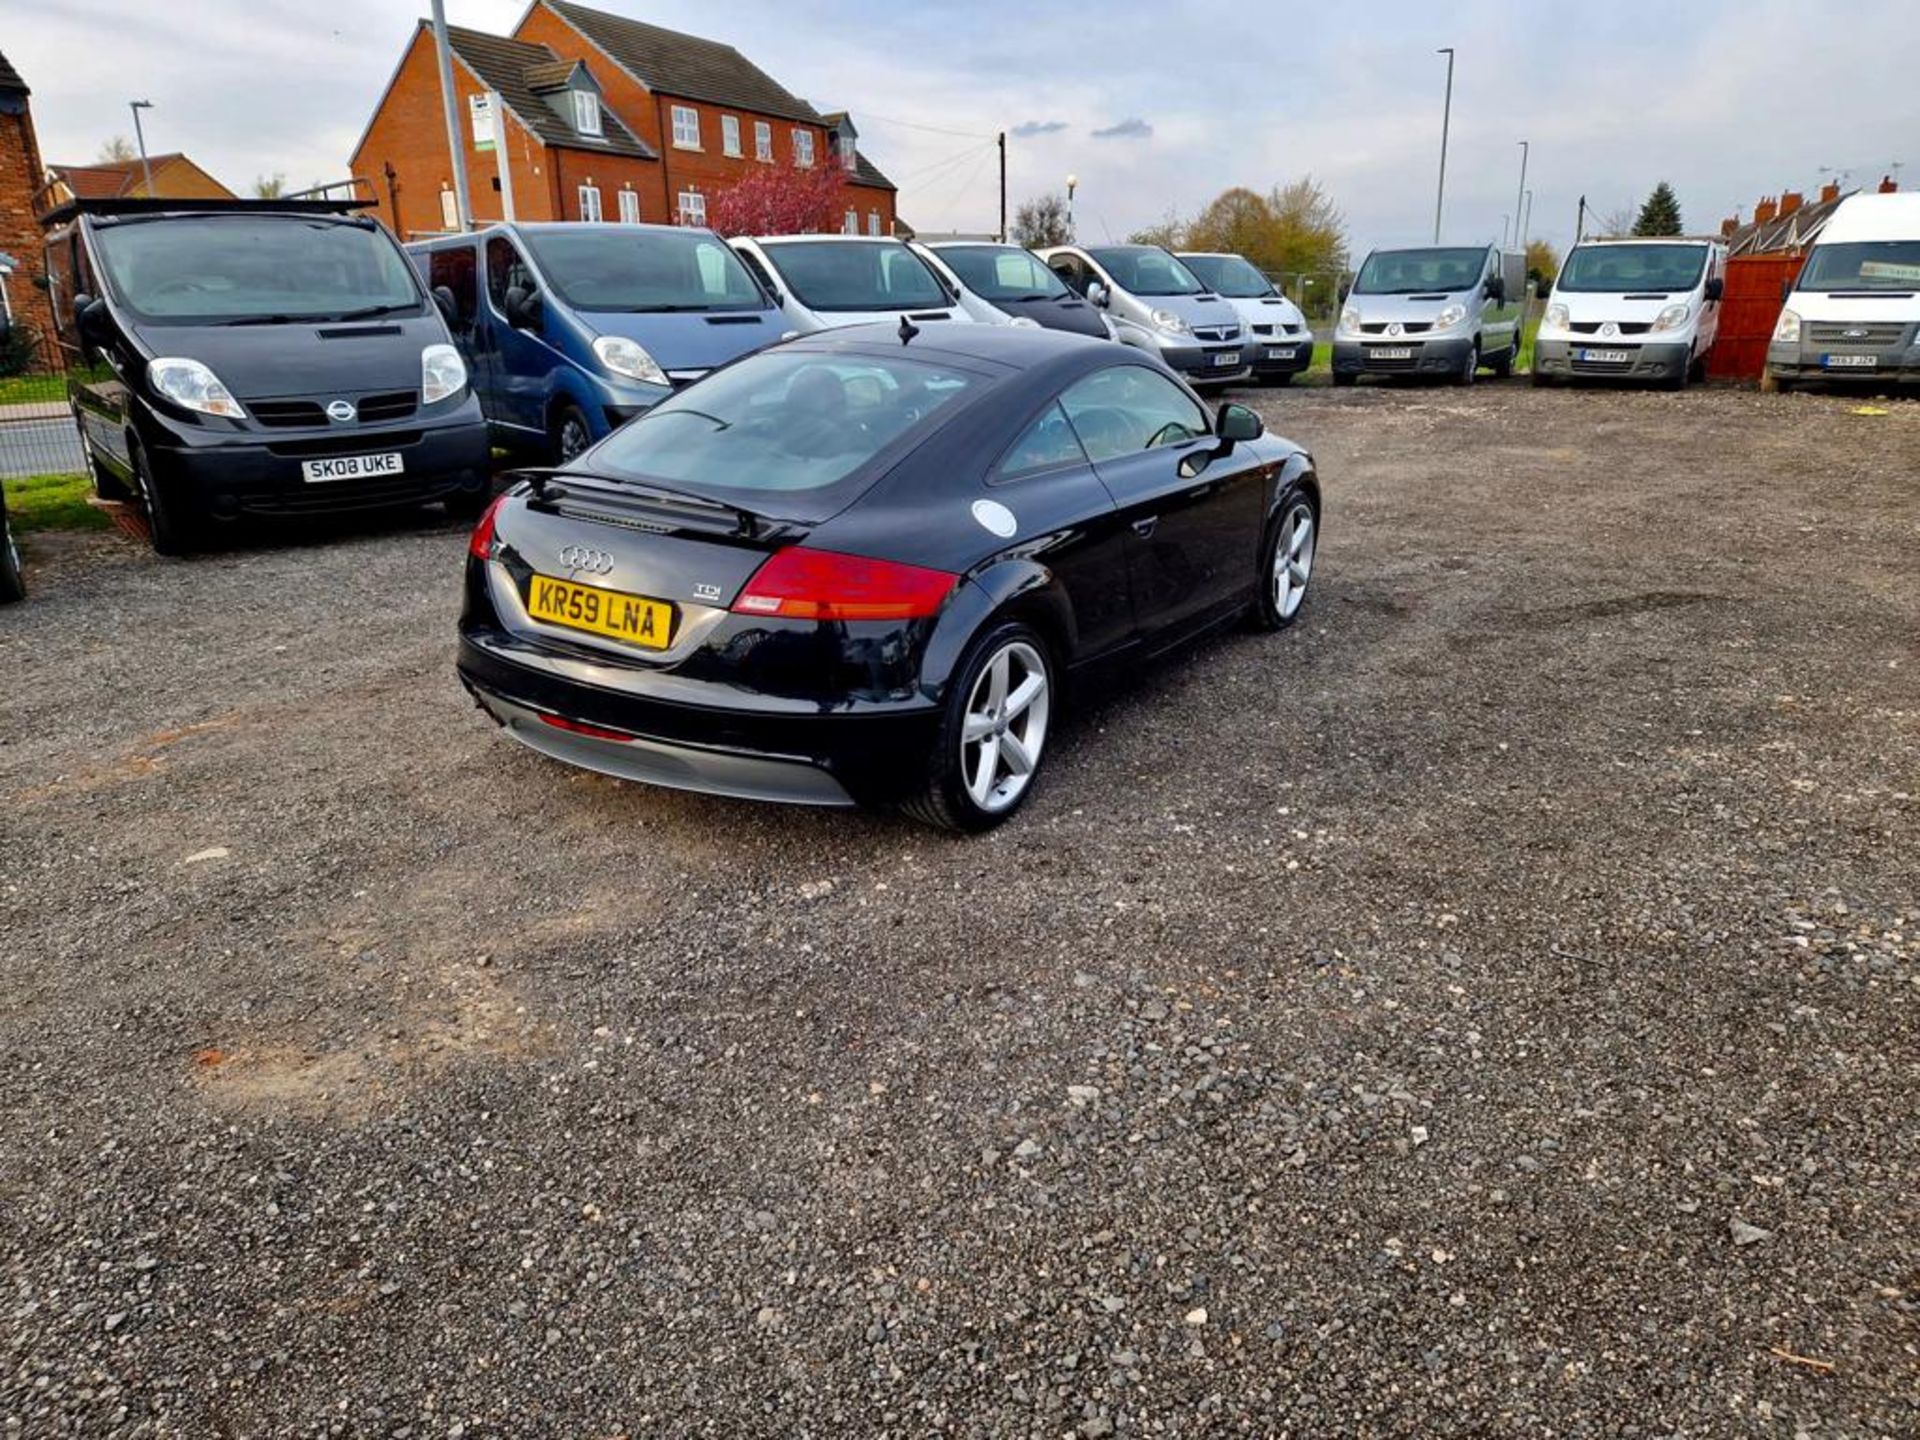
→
(469, 93, 494, 152)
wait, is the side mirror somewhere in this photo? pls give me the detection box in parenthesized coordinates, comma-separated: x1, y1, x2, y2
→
(1215, 401, 1263, 445)
(1337, 280, 1352, 302)
(1086, 281, 1110, 309)
(71, 291, 107, 346)
(504, 285, 542, 329)
(1704, 277, 1724, 303)
(1485, 276, 1506, 302)
(432, 285, 459, 323)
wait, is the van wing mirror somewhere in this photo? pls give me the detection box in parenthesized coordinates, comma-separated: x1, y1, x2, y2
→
(71, 291, 106, 344)
(1337, 279, 1351, 302)
(1704, 276, 1725, 303)
(1086, 281, 1109, 309)
(1485, 275, 1506, 302)
(504, 285, 542, 329)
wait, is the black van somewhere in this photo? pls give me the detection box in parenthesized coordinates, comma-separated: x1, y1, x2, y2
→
(42, 198, 491, 554)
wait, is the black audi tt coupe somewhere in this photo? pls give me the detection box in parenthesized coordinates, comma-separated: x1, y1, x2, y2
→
(456, 324, 1321, 830)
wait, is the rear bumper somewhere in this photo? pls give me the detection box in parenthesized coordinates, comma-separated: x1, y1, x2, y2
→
(1533, 339, 1689, 382)
(1332, 335, 1473, 378)
(457, 631, 941, 808)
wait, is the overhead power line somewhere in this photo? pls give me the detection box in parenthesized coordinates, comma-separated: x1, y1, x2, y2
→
(855, 112, 996, 142)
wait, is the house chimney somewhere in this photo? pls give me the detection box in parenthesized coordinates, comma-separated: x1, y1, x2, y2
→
(1779, 190, 1804, 216)
(1880, 175, 1899, 193)
(1753, 195, 1778, 225)
(1820, 181, 1841, 204)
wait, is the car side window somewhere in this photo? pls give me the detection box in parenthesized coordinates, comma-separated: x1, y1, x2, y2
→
(996, 400, 1089, 482)
(485, 236, 535, 312)
(1048, 256, 1084, 295)
(430, 245, 479, 331)
(1059, 366, 1209, 464)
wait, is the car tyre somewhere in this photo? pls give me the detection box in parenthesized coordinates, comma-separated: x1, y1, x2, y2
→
(443, 485, 492, 521)
(0, 523, 24, 605)
(550, 402, 594, 464)
(1253, 486, 1318, 632)
(1529, 365, 1553, 388)
(133, 443, 203, 557)
(1490, 336, 1515, 378)
(1453, 341, 1480, 386)
(903, 620, 1055, 834)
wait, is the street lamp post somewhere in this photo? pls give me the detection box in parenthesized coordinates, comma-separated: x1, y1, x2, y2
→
(1433, 48, 1454, 243)
(1066, 174, 1079, 242)
(129, 100, 155, 196)
(1522, 189, 1533, 251)
(1514, 140, 1530, 254)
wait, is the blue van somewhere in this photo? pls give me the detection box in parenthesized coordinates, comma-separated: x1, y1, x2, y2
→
(409, 222, 788, 462)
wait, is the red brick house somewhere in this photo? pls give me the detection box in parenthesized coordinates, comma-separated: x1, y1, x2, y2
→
(40, 154, 237, 209)
(0, 50, 56, 354)
(350, 1, 896, 239)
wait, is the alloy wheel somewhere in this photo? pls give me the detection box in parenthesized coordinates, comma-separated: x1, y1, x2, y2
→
(1272, 503, 1315, 620)
(558, 414, 592, 462)
(960, 640, 1051, 815)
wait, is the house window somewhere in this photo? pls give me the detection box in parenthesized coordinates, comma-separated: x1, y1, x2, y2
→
(840, 135, 857, 166)
(868, 210, 882, 237)
(578, 184, 603, 222)
(754, 121, 773, 162)
(573, 90, 602, 137)
(671, 105, 701, 150)
(843, 209, 858, 235)
(677, 188, 706, 227)
(721, 115, 742, 157)
(440, 188, 459, 231)
(618, 188, 640, 224)
(792, 129, 815, 167)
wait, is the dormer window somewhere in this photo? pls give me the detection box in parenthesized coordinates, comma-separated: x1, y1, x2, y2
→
(839, 134, 857, 166)
(572, 89, 602, 137)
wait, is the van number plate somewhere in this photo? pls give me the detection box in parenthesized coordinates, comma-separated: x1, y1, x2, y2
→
(302, 452, 404, 482)
(1371, 347, 1414, 361)
(1577, 348, 1632, 364)
(1823, 354, 1878, 368)
(1210, 351, 1240, 368)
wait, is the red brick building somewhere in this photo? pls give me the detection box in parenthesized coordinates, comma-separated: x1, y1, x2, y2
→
(351, 0, 896, 240)
(0, 50, 56, 355)
(40, 153, 236, 209)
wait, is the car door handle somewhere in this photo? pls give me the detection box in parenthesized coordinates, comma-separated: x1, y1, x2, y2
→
(1132, 516, 1158, 538)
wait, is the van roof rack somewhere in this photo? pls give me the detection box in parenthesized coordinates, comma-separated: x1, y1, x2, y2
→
(39, 196, 376, 226)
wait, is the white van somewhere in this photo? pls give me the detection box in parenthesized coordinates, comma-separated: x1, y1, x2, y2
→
(1533, 237, 1727, 389)
(1767, 191, 1920, 392)
(729, 235, 975, 334)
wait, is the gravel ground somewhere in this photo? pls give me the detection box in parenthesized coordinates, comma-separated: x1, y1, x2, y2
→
(1, 382, 1916, 1438)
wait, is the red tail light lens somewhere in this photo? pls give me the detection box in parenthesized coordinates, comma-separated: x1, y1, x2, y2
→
(538, 712, 634, 743)
(468, 493, 508, 561)
(733, 547, 958, 622)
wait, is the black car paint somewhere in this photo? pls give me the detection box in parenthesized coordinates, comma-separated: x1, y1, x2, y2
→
(43, 201, 490, 528)
(457, 325, 1318, 806)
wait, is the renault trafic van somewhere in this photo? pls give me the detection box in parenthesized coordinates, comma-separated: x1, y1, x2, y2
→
(1767, 191, 1920, 392)
(1333, 245, 1525, 386)
(411, 222, 787, 462)
(43, 198, 490, 555)
(1533, 238, 1726, 388)
(729, 236, 974, 334)
(1036, 244, 1249, 385)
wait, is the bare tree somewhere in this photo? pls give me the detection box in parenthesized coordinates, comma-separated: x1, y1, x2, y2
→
(1012, 193, 1072, 249)
(99, 135, 138, 164)
(253, 173, 288, 199)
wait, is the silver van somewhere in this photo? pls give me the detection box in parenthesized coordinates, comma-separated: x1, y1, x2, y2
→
(1037, 244, 1250, 385)
(1333, 245, 1526, 386)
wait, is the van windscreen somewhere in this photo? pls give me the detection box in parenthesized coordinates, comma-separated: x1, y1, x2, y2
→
(1795, 241, 1920, 292)
(521, 228, 768, 311)
(1352, 248, 1486, 294)
(93, 216, 422, 323)
(1558, 244, 1707, 293)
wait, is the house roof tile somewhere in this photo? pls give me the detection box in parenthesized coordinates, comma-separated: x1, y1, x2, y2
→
(443, 23, 655, 159)
(0, 50, 27, 96)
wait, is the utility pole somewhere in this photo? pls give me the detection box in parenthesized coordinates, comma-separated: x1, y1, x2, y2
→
(429, 0, 473, 232)
(1577, 195, 1587, 243)
(129, 100, 155, 196)
(1066, 174, 1079, 242)
(490, 92, 515, 222)
(1513, 140, 1530, 254)
(1433, 48, 1454, 243)
(998, 131, 1007, 242)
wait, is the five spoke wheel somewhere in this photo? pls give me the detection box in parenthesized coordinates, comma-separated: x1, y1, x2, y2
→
(959, 639, 1051, 816)
(1272, 502, 1315, 621)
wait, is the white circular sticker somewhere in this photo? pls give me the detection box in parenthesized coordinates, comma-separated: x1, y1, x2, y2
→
(971, 499, 1018, 538)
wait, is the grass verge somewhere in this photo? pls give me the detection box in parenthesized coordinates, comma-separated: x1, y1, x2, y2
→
(4, 472, 108, 532)
(0, 374, 67, 407)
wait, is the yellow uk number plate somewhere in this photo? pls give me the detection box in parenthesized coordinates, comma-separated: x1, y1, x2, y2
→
(526, 574, 674, 650)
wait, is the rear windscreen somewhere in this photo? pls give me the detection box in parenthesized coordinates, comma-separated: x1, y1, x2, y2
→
(1557, 244, 1708, 293)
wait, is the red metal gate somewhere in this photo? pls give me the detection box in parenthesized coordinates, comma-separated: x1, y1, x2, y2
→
(1710, 254, 1800, 382)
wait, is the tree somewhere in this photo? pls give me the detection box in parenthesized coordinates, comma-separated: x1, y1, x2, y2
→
(1633, 182, 1684, 236)
(1012, 193, 1072, 248)
(1597, 205, 1637, 238)
(99, 135, 137, 163)
(1163, 176, 1347, 281)
(253, 173, 288, 199)
(1127, 206, 1184, 248)
(1525, 238, 1560, 290)
(707, 157, 851, 238)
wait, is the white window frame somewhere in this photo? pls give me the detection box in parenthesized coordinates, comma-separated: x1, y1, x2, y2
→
(843, 209, 858, 235)
(868, 210, 882, 237)
(572, 90, 602, 137)
(439, 188, 459, 231)
(792, 128, 815, 168)
(578, 184, 603, 222)
(617, 188, 640, 224)
(839, 135, 857, 166)
(671, 104, 701, 151)
(754, 121, 773, 162)
(721, 115, 742, 158)
(677, 188, 707, 227)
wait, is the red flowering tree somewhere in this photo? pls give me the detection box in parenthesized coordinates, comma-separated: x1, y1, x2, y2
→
(706, 157, 853, 238)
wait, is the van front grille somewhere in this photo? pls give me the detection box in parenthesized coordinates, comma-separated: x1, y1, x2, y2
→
(1569, 322, 1652, 336)
(1807, 321, 1906, 346)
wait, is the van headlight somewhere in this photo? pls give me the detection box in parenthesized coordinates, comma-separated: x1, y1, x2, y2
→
(593, 335, 669, 386)
(1651, 303, 1691, 333)
(1150, 308, 1191, 337)
(148, 357, 246, 419)
(1338, 305, 1362, 336)
(1433, 303, 1468, 331)
(1773, 308, 1801, 344)
(421, 344, 468, 405)
(1544, 303, 1570, 330)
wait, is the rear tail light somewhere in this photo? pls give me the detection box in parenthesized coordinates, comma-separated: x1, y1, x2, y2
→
(469, 493, 507, 560)
(733, 547, 957, 622)
(538, 712, 634, 743)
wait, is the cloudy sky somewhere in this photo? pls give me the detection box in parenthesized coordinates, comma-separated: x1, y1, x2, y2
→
(10, 0, 1918, 258)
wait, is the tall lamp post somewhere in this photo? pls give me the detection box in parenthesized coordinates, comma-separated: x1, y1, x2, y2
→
(129, 99, 155, 196)
(1066, 174, 1079, 242)
(1513, 140, 1530, 253)
(1522, 188, 1533, 250)
(1433, 48, 1454, 243)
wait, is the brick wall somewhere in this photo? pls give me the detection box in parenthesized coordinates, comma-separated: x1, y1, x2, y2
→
(0, 96, 57, 363)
